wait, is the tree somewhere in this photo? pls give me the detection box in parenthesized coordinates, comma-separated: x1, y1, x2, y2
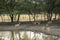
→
(53, 0, 60, 20)
(44, 0, 57, 21)
(1, 0, 59, 22)
(0, 0, 16, 22)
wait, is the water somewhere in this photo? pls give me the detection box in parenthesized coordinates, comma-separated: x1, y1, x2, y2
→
(0, 31, 58, 40)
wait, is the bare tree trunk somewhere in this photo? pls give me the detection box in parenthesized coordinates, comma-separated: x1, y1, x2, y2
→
(50, 12, 52, 21)
(55, 13, 57, 20)
(44, 13, 45, 21)
(1, 15, 3, 22)
(14, 15, 16, 22)
(17, 14, 20, 23)
(34, 14, 35, 22)
(10, 14, 14, 23)
(41, 14, 42, 21)
(47, 13, 52, 21)
(28, 14, 31, 22)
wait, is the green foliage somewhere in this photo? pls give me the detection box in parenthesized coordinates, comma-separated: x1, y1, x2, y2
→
(0, 0, 46, 14)
(53, 0, 60, 13)
(0, 0, 7, 14)
(0, 0, 60, 14)
(44, 0, 60, 14)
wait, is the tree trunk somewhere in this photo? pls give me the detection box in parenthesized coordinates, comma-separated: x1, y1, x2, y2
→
(55, 13, 57, 20)
(17, 14, 20, 23)
(34, 14, 35, 22)
(1, 15, 3, 22)
(50, 12, 52, 21)
(42, 13, 45, 21)
(10, 14, 13, 23)
(28, 14, 31, 22)
(47, 12, 52, 21)
(41, 14, 42, 21)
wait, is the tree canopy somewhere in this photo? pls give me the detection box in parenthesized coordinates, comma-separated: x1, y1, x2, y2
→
(0, 0, 60, 14)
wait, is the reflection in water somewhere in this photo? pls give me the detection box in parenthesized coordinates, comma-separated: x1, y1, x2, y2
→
(0, 31, 59, 40)
(0, 31, 11, 40)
